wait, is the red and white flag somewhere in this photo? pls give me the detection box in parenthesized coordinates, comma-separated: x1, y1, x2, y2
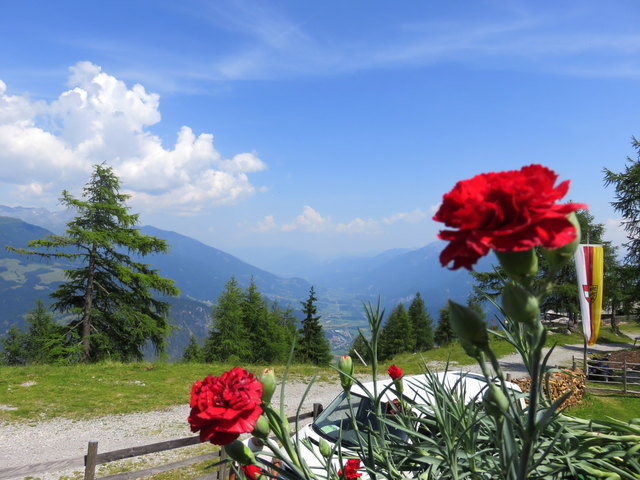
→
(574, 244, 604, 346)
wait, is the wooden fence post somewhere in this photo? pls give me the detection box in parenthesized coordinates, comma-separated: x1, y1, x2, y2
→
(623, 359, 627, 394)
(217, 446, 229, 480)
(313, 403, 323, 419)
(572, 356, 576, 371)
(84, 441, 98, 480)
(506, 373, 512, 382)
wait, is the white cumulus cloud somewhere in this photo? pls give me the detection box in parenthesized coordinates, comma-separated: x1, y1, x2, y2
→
(282, 206, 331, 232)
(0, 62, 266, 213)
(260, 206, 428, 236)
(253, 215, 277, 232)
(336, 217, 380, 233)
(382, 208, 428, 225)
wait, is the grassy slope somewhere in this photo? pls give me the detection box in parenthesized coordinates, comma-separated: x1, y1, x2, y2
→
(0, 326, 638, 423)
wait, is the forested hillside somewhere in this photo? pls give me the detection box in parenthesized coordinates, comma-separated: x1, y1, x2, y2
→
(0, 207, 485, 358)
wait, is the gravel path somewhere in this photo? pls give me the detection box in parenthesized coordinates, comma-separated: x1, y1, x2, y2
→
(1, 335, 636, 479)
(0, 379, 350, 479)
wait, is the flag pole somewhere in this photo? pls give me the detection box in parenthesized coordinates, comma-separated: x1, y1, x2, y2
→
(583, 337, 588, 374)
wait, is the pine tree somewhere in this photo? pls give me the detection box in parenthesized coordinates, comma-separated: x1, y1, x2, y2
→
(242, 278, 283, 363)
(379, 303, 414, 360)
(408, 293, 434, 352)
(182, 334, 204, 363)
(296, 287, 331, 365)
(0, 325, 27, 365)
(603, 143, 640, 318)
(204, 276, 249, 362)
(604, 138, 640, 266)
(269, 301, 297, 361)
(8, 164, 179, 361)
(434, 307, 455, 346)
(23, 300, 80, 364)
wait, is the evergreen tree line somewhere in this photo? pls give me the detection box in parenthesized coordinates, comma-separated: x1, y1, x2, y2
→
(349, 293, 485, 363)
(0, 300, 81, 365)
(182, 280, 332, 366)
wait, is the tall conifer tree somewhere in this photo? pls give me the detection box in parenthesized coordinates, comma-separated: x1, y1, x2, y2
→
(296, 286, 331, 365)
(8, 164, 179, 361)
(23, 300, 79, 364)
(182, 334, 204, 363)
(0, 325, 27, 365)
(204, 276, 248, 362)
(408, 293, 434, 352)
(379, 303, 414, 359)
(434, 307, 455, 346)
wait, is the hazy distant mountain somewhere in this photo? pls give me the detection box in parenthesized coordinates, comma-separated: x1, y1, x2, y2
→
(0, 215, 311, 358)
(220, 245, 326, 279)
(0, 205, 71, 234)
(0, 208, 495, 357)
(0, 216, 69, 330)
(306, 247, 413, 287)
(309, 242, 494, 320)
(139, 226, 310, 304)
(227, 246, 412, 280)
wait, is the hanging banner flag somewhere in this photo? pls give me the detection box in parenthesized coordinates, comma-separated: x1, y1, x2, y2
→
(574, 244, 604, 346)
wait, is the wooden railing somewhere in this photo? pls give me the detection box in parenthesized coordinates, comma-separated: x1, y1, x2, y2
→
(573, 355, 640, 394)
(0, 403, 323, 480)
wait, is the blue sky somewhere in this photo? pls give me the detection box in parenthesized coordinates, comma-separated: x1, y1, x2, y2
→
(0, 1, 638, 262)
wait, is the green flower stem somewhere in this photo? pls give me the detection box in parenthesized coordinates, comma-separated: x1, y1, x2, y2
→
(264, 437, 308, 479)
(263, 406, 304, 474)
(483, 348, 525, 432)
(517, 327, 544, 480)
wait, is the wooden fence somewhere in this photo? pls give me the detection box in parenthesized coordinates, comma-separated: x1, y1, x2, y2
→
(573, 355, 640, 395)
(0, 403, 323, 480)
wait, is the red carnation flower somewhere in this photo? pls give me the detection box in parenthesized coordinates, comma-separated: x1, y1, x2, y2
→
(433, 164, 586, 270)
(188, 367, 263, 445)
(388, 364, 403, 380)
(338, 459, 362, 480)
(241, 464, 262, 480)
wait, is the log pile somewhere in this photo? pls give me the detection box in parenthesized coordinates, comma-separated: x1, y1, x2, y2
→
(512, 369, 585, 409)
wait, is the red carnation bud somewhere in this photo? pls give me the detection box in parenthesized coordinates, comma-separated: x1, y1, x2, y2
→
(388, 364, 403, 380)
(388, 364, 404, 393)
(241, 464, 263, 480)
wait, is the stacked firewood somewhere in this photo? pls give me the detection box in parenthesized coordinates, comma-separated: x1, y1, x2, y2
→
(512, 369, 585, 409)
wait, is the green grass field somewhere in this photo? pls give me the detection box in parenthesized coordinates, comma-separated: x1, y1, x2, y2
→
(1, 324, 638, 423)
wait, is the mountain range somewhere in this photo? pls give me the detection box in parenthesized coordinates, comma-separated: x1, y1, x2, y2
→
(0, 206, 490, 357)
